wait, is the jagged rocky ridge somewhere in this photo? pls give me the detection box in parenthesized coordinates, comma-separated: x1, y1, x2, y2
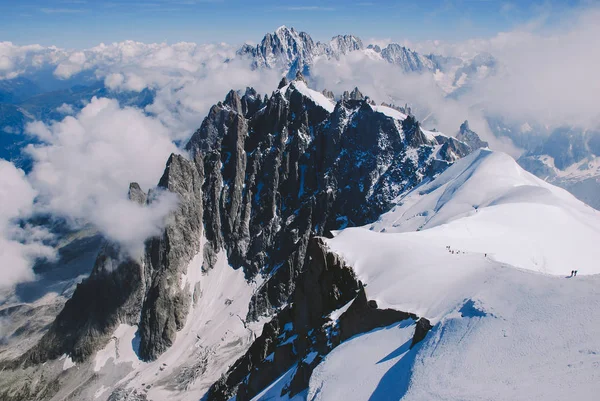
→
(456, 120, 489, 150)
(7, 75, 480, 387)
(237, 26, 486, 79)
(237, 26, 364, 77)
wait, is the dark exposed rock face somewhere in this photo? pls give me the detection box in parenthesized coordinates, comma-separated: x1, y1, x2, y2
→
(456, 120, 489, 150)
(342, 87, 364, 101)
(128, 182, 147, 205)
(138, 153, 204, 360)
(19, 243, 145, 366)
(338, 283, 417, 343)
(206, 237, 424, 401)
(107, 388, 148, 401)
(411, 317, 433, 348)
(435, 134, 473, 162)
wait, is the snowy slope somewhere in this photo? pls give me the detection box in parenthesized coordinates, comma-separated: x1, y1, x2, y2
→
(365, 149, 600, 276)
(370, 104, 407, 121)
(309, 266, 600, 401)
(293, 81, 335, 113)
(303, 149, 600, 401)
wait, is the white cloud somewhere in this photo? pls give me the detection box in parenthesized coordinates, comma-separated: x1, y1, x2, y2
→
(309, 50, 521, 156)
(56, 103, 75, 114)
(0, 160, 55, 289)
(311, 6, 600, 150)
(463, 9, 600, 129)
(103, 72, 147, 92)
(0, 41, 65, 80)
(25, 97, 180, 258)
(0, 55, 14, 72)
(146, 57, 281, 140)
(104, 72, 124, 89)
(122, 73, 147, 92)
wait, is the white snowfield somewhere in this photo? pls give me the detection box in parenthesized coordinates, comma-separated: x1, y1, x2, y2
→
(370, 104, 407, 121)
(305, 149, 600, 401)
(367, 148, 600, 276)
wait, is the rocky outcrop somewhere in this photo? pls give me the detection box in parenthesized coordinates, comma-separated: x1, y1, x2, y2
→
(138, 153, 204, 360)
(338, 283, 417, 342)
(237, 27, 444, 79)
(321, 89, 334, 100)
(456, 120, 489, 150)
(237, 26, 320, 77)
(435, 134, 473, 162)
(19, 243, 145, 366)
(381, 101, 411, 116)
(237, 27, 364, 78)
(411, 317, 433, 348)
(328, 35, 364, 57)
(206, 237, 426, 401)
(380, 43, 435, 73)
(128, 182, 147, 205)
(341, 87, 364, 101)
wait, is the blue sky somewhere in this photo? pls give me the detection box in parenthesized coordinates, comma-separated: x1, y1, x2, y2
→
(0, 0, 592, 48)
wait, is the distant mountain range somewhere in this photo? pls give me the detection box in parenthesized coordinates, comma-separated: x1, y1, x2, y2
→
(0, 26, 598, 211)
(237, 25, 495, 91)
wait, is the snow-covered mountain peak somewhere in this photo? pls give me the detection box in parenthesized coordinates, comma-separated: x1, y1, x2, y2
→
(237, 28, 498, 94)
(365, 148, 600, 276)
(328, 34, 364, 57)
(275, 25, 290, 34)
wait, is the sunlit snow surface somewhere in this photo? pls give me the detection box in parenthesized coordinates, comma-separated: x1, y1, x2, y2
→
(305, 149, 600, 401)
(366, 149, 600, 276)
(292, 81, 336, 113)
(370, 104, 407, 121)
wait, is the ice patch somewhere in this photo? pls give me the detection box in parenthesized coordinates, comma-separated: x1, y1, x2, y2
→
(94, 324, 141, 372)
(61, 354, 76, 370)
